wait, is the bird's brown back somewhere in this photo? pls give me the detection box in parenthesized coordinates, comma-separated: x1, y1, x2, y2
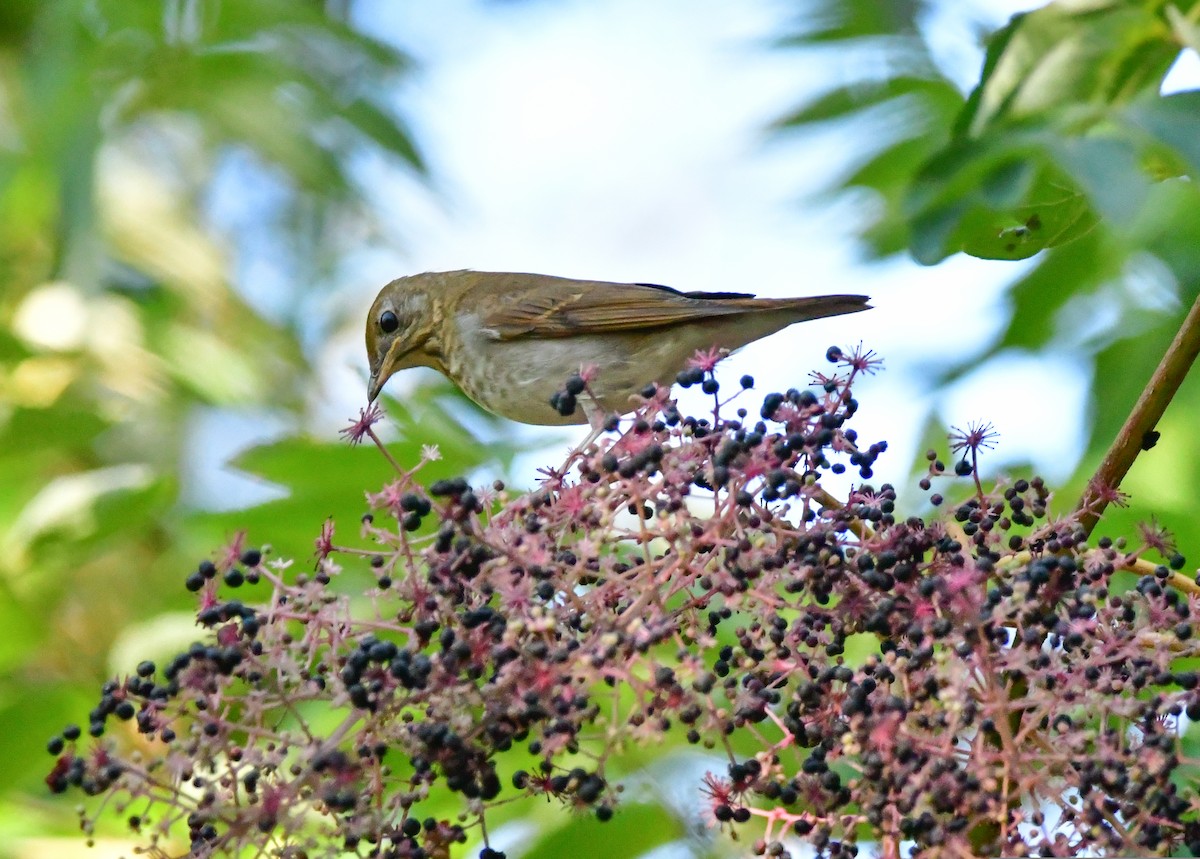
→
(428, 271, 869, 341)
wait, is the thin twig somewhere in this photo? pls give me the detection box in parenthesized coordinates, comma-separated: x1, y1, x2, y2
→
(1075, 292, 1200, 537)
(367, 427, 406, 476)
(995, 547, 1200, 596)
(812, 486, 871, 541)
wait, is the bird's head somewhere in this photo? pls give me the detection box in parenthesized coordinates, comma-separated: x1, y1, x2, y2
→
(365, 275, 441, 402)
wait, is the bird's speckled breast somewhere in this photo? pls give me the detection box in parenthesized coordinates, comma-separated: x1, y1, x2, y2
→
(444, 313, 642, 425)
(444, 308, 805, 426)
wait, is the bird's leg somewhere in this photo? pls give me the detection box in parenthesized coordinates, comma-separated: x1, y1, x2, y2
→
(559, 394, 609, 473)
(580, 397, 607, 452)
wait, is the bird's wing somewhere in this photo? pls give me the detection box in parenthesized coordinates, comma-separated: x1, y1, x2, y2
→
(480, 276, 761, 340)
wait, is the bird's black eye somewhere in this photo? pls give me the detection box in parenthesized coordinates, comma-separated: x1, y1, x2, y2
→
(380, 310, 399, 333)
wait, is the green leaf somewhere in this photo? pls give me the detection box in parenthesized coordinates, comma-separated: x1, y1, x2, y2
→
(1137, 180, 1200, 283)
(189, 398, 518, 559)
(0, 327, 31, 362)
(0, 593, 42, 673)
(962, 2, 1175, 136)
(778, 0, 922, 44)
(1166, 3, 1200, 55)
(5, 465, 161, 559)
(953, 5, 1025, 137)
(189, 438, 403, 559)
(776, 76, 961, 128)
(101, 2, 421, 199)
(783, 75, 966, 259)
(996, 229, 1123, 353)
(1090, 299, 1198, 455)
(0, 683, 97, 792)
(906, 133, 1100, 263)
(834, 137, 944, 256)
(1049, 135, 1150, 227)
(0, 406, 109, 454)
(1124, 91, 1200, 178)
(338, 97, 424, 171)
(924, 227, 1125, 386)
(520, 801, 681, 859)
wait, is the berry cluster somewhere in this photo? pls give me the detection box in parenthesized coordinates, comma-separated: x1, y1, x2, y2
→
(47, 346, 1200, 858)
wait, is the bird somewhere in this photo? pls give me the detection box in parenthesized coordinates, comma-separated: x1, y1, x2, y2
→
(365, 270, 870, 427)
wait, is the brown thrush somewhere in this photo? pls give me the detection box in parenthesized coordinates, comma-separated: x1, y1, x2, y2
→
(365, 270, 869, 426)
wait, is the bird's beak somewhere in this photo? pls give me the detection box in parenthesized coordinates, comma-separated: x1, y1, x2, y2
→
(367, 372, 384, 403)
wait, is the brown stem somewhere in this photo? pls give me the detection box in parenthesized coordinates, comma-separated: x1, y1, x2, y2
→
(1074, 292, 1200, 538)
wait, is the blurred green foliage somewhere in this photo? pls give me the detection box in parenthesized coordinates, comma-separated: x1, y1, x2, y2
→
(0, 1, 444, 853)
(5, 0, 1200, 855)
(778, 0, 1200, 549)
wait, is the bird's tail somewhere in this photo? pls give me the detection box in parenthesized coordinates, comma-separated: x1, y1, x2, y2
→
(767, 294, 871, 322)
